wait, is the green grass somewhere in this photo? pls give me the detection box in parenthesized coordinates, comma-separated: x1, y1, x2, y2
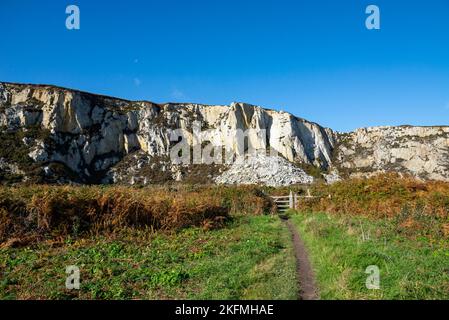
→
(290, 212, 449, 300)
(0, 215, 297, 300)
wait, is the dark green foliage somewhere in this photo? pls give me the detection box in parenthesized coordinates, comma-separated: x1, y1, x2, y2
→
(0, 129, 34, 168)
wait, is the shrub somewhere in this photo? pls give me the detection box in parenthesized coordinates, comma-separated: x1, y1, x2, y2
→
(0, 185, 275, 246)
(299, 173, 449, 239)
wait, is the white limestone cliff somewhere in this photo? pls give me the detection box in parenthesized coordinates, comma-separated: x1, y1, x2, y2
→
(335, 126, 449, 181)
(0, 82, 448, 184)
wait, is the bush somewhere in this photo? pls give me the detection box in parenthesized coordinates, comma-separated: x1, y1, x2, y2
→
(299, 173, 449, 239)
(0, 185, 275, 246)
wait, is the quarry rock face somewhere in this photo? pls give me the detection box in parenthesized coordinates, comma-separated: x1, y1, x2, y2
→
(0, 81, 448, 185)
(335, 126, 449, 181)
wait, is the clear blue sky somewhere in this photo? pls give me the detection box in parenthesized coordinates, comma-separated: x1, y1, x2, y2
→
(1, 0, 448, 132)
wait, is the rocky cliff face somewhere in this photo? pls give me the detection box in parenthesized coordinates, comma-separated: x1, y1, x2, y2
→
(334, 126, 449, 181)
(0, 82, 447, 185)
(0, 82, 335, 185)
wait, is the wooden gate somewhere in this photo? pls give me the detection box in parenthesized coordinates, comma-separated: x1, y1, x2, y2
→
(270, 190, 316, 213)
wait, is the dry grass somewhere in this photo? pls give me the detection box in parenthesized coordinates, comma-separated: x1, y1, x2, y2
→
(0, 185, 275, 247)
(299, 174, 449, 238)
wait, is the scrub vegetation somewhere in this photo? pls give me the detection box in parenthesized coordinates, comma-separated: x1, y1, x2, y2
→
(0, 174, 448, 299)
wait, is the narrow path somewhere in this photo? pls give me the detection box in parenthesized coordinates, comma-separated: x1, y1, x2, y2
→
(282, 217, 319, 300)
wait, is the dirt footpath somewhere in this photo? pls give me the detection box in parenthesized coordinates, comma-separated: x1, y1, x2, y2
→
(283, 217, 319, 300)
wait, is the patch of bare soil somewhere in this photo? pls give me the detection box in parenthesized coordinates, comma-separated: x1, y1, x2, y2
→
(283, 217, 319, 300)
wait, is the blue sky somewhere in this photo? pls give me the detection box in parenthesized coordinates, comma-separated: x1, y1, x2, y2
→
(1, 0, 448, 132)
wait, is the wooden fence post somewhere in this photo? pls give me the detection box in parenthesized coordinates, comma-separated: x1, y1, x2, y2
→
(289, 191, 293, 209)
(294, 193, 298, 210)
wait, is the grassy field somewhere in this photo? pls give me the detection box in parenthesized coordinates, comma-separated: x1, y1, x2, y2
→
(0, 215, 297, 300)
(290, 211, 449, 299)
(0, 175, 448, 300)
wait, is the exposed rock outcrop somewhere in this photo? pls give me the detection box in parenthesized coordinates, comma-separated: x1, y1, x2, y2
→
(0, 81, 448, 185)
(0, 82, 335, 184)
(322, 171, 342, 184)
(334, 126, 449, 181)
